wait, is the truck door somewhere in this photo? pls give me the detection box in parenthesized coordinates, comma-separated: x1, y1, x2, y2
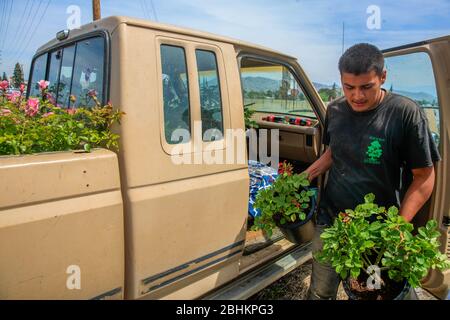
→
(382, 36, 450, 299)
(119, 25, 249, 300)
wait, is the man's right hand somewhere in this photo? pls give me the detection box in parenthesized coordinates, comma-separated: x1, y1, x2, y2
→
(304, 148, 333, 181)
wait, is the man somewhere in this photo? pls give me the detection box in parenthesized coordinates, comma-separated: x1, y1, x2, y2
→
(305, 43, 441, 300)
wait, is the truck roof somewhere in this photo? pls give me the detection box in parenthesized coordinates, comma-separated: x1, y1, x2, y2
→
(36, 15, 298, 60)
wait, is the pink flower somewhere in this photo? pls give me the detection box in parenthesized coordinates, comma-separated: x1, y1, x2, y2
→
(67, 108, 77, 115)
(38, 80, 50, 91)
(19, 83, 25, 93)
(0, 109, 12, 116)
(0, 80, 9, 91)
(42, 112, 54, 118)
(25, 98, 40, 117)
(45, 92, 56, 105)
(7, 91, 21, 103)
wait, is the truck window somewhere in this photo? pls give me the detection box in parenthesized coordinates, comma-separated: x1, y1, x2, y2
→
(196, 49, 223, 141)
(240, 58, 316, 118)
(29, 53, 47, 97)
(28, 36, 105, 108)
(160, 44, 191, 144)
(57, 45, 76, 108)
(384, 52, 440, 145)
(47, 50, 63, 102)
(71, 37, 105, 108)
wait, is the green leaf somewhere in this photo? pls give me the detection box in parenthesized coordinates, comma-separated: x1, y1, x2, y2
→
(363, 241, 375, 248)
(351, 268, 360, 279)
(426, 220, 437, 230)
(300, 180, 309, 187)
(320, 232, 335, 239)
(84, 143, 91, 152)
(388, 206, 399, 216)
(418, 228, 427, 238)
(364, 193, 375, 204)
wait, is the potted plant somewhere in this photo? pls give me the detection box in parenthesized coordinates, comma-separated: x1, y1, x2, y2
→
(316, 193, 450, 300)
(251, 161, 316, 244)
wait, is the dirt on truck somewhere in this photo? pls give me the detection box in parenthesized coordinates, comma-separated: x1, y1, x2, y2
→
(0, 16, 449, 300)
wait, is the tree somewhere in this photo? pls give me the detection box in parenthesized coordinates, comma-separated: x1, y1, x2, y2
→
(330, 82, 338, 100)
(1, 72, 7, 81)
(12, 63, 24, 89)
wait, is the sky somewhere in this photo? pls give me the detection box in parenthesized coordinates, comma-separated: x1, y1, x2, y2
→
(0, 0, 449, 85)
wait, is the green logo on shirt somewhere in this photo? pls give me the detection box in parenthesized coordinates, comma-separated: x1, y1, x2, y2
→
(364, 136, 384, 164)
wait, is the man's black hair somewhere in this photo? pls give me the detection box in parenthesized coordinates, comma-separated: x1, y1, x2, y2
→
(338, 43, 385, 76)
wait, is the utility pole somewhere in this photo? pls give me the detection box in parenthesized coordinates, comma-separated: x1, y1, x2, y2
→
(93, 0, 101, 21)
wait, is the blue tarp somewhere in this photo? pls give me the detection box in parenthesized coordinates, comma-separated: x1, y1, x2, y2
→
(248, 160, 278, 217)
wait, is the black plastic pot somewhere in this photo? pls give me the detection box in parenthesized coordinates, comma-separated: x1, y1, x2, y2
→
(275, 196, 315, 244)
(343, 276, 412, 300)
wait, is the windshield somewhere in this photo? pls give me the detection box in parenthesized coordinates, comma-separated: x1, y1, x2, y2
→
(240, 58, 316, 118)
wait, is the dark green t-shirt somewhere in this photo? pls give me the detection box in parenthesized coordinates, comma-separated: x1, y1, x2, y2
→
(318, 90, 441, 226)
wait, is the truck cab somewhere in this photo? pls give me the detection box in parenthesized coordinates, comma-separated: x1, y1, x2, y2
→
(1, 16, 449, 299)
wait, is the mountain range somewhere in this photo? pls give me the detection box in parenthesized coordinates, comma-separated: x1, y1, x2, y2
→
(241, 76, 436, 102)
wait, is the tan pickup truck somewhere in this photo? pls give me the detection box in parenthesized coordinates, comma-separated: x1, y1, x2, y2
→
(1, 16, 449, 300)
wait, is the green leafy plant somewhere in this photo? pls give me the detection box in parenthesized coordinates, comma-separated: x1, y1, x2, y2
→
(0, 80, 124, 155)
(244, 102, 258, 129)
(251, 162, 314, 237)
(316, 193, 450, 288)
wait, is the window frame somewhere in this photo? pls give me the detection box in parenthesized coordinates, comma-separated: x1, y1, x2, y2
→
(195, 48, 225, 142)
(27, 30, 110, 107)
(156, 36, 230, 156)
(160, 43, 192, 145)
(238, 54, 321, 122)
(383, 49, 442, 147)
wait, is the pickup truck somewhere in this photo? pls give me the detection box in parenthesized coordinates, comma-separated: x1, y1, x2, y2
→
(1, 16, 449, 300)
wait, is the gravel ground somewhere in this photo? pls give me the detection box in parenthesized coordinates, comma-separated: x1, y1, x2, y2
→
(250, 260, 348, 300)
(250, 259, 437, 300)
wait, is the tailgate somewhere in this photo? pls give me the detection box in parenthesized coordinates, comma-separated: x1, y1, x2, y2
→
(0, 149, 124, 299)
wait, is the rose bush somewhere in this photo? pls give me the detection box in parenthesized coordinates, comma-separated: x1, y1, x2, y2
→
(0, 80, 124, 155)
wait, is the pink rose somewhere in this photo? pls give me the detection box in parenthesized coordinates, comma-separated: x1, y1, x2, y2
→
(38, 80, 50, 91)
(67, 108, 77, 115)
(25, 98, 40, 117)
(45, 92, 56, 105)
(0, 109, 12, 116)
(0, 80, 9, 91)
(7, 91, 21, 103)
(88, 89, 98, 97)
(19, 83, 26, 93)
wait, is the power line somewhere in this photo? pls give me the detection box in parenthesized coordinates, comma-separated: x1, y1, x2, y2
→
(17, 0, 52, 63)
(0, 0, 7, 49)
(149, 0, 158, 22)
(10, 0, 39, 63)
(1, 0, 13, 49)
(140, 0, 151, 20)
(9, 0, 31, 55)
(0, 0, 11, 50)
(12, 0, 45, 64)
